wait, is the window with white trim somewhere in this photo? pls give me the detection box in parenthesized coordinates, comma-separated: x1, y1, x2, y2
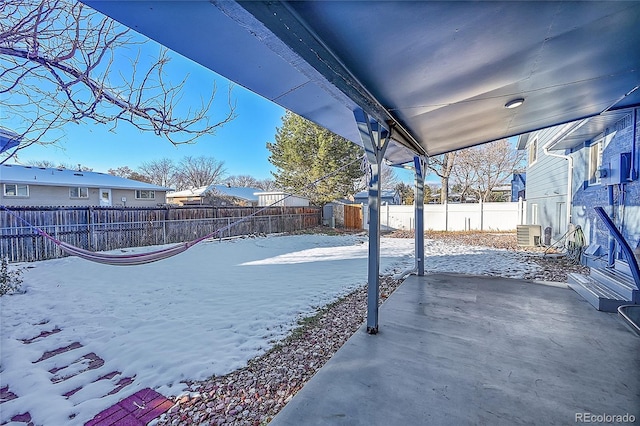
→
(588, 139, 603, 185)
(135, 190, 155, 200)
(3, 184, 29, 197)
(69, 187, 89, 198)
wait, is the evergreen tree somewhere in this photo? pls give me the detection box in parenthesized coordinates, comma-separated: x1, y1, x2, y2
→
(267, 112, 364, 205)
(395, 182, 414, 205)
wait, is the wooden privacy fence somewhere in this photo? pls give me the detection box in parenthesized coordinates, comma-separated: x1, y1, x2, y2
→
(0, 205, 321, 262)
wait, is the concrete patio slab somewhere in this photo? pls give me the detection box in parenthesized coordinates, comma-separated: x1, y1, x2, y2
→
(271, 273, 640, 425)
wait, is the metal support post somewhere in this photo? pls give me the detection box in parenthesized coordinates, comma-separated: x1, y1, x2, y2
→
(355, 108, 389, 335)
(414, 156, 427, 276)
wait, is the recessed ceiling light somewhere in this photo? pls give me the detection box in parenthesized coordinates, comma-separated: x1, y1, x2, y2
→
(505, 98, 525, 109)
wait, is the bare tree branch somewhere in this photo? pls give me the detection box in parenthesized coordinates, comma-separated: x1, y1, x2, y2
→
(1, 0, 236, 161)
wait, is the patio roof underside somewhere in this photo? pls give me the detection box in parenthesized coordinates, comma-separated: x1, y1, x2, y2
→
(83, 0, 640, 165)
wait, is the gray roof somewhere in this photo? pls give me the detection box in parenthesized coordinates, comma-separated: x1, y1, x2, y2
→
(0, 164, 172, 191)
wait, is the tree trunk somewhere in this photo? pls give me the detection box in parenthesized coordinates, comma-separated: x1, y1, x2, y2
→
(439, 152, 455, 203)
(440, 176, 449, 204)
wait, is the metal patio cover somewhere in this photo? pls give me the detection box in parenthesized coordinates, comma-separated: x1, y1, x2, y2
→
(83, 1, 640, 165)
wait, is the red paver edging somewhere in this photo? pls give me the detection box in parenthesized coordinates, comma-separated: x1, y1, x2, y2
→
(34, 342, 83, 363)
(21, 328, 62, 344)
(85, 388, 173, 426)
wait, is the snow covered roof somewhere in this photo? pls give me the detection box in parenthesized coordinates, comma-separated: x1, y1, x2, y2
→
(167, 185, 261, 201)
(166, 186, 209, 198)
(212, 185, 261, 201)
(0, 164, 172, 191)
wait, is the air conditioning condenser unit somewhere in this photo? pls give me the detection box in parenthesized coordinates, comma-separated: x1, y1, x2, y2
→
(517, 225, 542, 247)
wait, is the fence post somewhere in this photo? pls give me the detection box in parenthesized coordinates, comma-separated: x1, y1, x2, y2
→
(480, 199, 484, 231)
(87, 207, 93, 250)
(518, 197, 524, 224)
(163, 207, 169, 244)
(445, 201, 449, 231)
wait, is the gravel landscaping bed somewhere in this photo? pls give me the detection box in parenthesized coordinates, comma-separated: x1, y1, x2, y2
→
(157, 230, 589, 426)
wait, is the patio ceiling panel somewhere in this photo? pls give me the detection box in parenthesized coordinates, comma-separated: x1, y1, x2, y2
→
(82, 0, 640, 164)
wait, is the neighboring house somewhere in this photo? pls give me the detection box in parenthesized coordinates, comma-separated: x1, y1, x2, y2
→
(167, 185, 260, 207)
(166, 186, 208, 205)
(255, 191, 310, 207)
(0, 164, 172, 207)
(517, 108, 639, 261)
(353, 189, 401, 206)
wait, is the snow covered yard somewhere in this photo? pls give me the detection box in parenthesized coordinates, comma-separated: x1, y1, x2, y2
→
(0, 233, 542, 425)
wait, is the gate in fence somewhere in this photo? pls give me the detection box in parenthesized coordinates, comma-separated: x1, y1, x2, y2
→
(344, 204, 363, 230)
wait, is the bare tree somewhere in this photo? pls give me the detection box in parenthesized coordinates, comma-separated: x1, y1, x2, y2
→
(107, 166, 136, 178)
(25, 160, 57, 168)
(174, 156, 226, 190)
(107, 165, 151, 183)
(428, 152, 456, 203)
(452, 139, 525, 202)
(26, 159, 91, 170)
(353, 161, 399, 193)
(0, 0, 236, 162)
(223, 174, 261, 188)
(256, 178, 278, 191)
(138, 158, 177, 188)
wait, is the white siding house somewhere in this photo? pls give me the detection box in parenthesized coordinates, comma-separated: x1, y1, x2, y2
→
(255, 191, 310, 207)
(0, 164, 172, 207)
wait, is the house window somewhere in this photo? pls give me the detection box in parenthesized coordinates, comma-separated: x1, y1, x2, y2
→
(588, 139, 603, 185)
(135, 190, 155, 200)
(69, 187, 89, 198)
(3, 184, 29, 197)
(528, 137, 538, 165)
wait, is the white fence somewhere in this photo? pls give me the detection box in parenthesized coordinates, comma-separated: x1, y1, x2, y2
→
(364, 200, 526, 232)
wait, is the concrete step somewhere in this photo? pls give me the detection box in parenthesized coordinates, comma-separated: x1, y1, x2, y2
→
(567, 273, 630, 312)
(590, 267, 639, 303)
(614, 260, 633, 276)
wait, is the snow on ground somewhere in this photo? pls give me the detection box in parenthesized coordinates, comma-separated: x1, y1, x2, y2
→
(0, 234, 540, 425)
